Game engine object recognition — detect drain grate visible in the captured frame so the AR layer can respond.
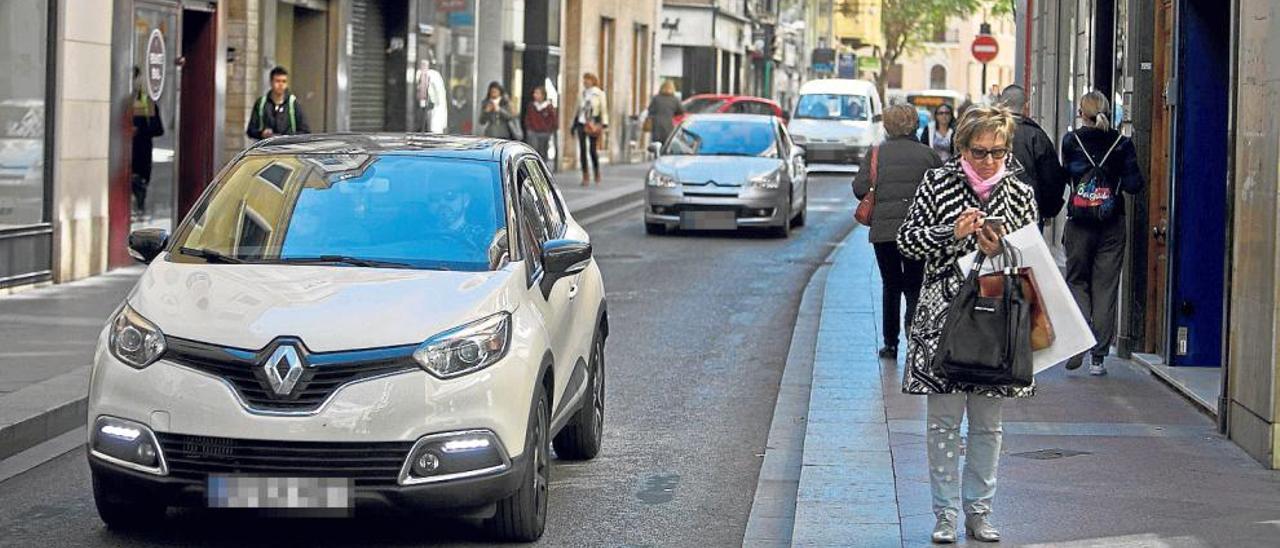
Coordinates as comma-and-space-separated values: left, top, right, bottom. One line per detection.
1011, 448, 1092, 460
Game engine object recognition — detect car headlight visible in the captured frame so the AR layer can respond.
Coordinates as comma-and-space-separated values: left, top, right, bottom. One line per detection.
413, 312, 512, 379
841, 135, 868, 146
108, 304, 167, 369
791, 134, 808, 144
647, 170, 678, 188
749, 173, 782, 190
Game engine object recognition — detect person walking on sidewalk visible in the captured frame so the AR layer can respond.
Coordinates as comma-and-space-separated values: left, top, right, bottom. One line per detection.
854, 104, 943, 360
645, 80, 683, 146
246, 66, 310, 140
999, 84, 1069, 222
130, 66, 163, 217
897, 105, 1039, 544
917, 104, 956, 161
523, 86, 557, 159
1060, 91, 1145, 376
572, 73, 609, 186
479, 81, 518, 140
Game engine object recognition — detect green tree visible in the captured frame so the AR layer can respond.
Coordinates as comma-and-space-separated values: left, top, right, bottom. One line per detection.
873, 0, 1013, 97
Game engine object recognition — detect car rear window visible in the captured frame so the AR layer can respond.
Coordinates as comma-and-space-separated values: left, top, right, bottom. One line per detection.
683, 98, 727, 113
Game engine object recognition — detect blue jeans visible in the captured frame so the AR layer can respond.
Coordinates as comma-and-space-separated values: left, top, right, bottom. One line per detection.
927, 392, 1004, 518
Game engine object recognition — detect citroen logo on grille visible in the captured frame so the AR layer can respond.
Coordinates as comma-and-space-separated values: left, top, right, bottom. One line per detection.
263, 345, 305, 396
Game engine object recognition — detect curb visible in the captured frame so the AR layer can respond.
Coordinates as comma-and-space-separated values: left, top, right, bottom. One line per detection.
0, 182, 645, 465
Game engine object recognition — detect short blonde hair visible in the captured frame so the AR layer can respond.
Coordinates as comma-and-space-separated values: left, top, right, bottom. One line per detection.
583, 72, 600, 87
660, 80, 677, 96
954, 105, 1016, 151
883, 104, 920, 138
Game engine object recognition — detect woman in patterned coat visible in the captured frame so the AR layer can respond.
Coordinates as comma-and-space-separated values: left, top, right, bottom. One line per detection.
895, 105, 1038, 544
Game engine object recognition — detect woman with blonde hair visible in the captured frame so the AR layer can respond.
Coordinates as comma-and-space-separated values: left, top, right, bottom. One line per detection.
646, 80, 684, 147
573, 72, 609, 185
896, 105, 1039, 544
1059, 90, 1144, 375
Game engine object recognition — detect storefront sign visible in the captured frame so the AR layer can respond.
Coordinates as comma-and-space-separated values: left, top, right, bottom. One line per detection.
811, 48, 835, 73
146, 29, 165, 102
437, 0, 468, 11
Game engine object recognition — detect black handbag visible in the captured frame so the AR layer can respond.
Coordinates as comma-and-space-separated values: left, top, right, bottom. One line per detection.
931, 243, 1035, 388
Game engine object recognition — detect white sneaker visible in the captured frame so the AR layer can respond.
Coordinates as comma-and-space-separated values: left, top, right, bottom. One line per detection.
1088, 355, 1108, 376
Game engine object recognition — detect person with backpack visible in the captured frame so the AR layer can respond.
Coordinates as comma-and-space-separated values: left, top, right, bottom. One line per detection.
246, 66, 310, 140
1060, 91, 1145, 375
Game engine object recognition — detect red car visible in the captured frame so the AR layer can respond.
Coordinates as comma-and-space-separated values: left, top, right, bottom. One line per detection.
673, 94, 785, 126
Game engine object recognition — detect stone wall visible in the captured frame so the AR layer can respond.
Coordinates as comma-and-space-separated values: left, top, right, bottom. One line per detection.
53, 0, 114, 282
223, 0, 262, 166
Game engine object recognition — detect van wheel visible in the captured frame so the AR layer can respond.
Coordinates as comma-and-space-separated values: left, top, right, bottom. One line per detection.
92, 472, 166, 530
553, 332, 605, 460
488, 382, 550, 542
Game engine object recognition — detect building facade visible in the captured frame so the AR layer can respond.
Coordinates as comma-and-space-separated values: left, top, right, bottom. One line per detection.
889, 12, 1016, 103
1018, 0, 1280, 468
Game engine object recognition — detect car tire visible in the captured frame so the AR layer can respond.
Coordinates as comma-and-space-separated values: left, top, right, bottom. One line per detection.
553, 330, 605, 460
92, 472, 166, 530
645, 222, 666, 235
488, 381, 551, 542
791, 201, 807, 228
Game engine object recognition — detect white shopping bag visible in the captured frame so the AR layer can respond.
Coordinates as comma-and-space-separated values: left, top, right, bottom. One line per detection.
958, 224, 1096, 374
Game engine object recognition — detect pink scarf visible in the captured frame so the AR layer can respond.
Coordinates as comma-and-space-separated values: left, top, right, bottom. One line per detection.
960, 157, 1006, 202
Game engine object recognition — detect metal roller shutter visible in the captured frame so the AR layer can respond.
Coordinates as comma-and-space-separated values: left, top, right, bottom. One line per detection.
349, 0, 386, 131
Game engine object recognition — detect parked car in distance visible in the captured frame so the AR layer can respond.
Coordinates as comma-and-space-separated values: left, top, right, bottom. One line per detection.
644, 113, 807, 238
787, 79, 884, 172
87, 134, 608, 542
673, 94, 786, 127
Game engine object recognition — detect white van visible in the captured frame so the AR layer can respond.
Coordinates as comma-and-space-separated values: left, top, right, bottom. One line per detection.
787, 79, 884, 172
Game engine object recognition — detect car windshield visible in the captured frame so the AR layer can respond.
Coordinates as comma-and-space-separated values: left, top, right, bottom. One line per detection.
793, 93, 871, 121
168, 154, 505, 271
683, 98, 727, 113
665, 119, 778, 158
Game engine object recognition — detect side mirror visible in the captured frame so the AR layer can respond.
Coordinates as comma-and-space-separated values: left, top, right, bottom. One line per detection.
792, 145, 806, 158
648, 142, 662, 157
540, 239, 592, 296
872, 113, 883, 123
128, 228, 169, 264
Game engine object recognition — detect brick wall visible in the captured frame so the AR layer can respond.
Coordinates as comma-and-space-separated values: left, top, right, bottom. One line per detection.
222, 0, 261, 166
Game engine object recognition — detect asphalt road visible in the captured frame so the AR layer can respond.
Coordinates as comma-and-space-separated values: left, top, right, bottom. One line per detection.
0, 174, 858, 548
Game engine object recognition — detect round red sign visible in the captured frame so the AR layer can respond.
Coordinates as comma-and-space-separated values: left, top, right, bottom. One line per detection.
971, 34, 999, 64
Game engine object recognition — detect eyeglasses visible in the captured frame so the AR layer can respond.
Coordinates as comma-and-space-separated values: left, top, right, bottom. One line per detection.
968, 147, 1009, 160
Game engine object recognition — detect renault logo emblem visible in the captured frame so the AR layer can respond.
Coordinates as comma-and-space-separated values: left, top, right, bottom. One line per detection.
263, 345, 304, 396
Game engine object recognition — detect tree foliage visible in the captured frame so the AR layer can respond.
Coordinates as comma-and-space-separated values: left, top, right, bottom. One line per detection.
875, 0, 1012, 95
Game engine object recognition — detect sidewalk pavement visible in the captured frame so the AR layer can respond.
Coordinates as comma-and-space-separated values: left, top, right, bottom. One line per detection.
0, 161, 650, 462
755, 228, 1280, 547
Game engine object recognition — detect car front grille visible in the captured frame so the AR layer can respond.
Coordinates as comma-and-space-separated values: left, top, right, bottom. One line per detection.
163, 336, 420, 413
156, 433, 412, 487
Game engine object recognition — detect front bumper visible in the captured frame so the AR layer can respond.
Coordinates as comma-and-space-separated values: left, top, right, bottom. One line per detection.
798, 142, 868, 168
644, 185, 789, 228
89, 448, 528, 515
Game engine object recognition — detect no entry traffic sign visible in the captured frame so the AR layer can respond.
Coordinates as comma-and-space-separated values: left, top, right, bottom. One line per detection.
971, 34, 999, 64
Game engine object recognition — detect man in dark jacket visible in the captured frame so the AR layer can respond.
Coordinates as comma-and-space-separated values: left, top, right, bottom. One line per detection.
999, 85, 1068, 220
246, 66, 310, 140
852, 104, 944, 360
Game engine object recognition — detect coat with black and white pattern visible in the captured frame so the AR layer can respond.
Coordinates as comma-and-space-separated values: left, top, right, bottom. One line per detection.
895, 158, 1040, 398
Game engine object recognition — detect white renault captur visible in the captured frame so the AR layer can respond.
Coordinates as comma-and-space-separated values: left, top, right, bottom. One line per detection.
87, 134, 607, 542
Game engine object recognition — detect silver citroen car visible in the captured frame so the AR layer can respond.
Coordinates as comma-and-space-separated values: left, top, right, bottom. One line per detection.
644, 113, 808, 237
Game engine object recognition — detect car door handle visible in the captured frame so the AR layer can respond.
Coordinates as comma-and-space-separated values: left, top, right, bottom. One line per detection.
567, 283, 579, 300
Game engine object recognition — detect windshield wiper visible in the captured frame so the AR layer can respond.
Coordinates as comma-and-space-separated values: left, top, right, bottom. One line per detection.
277, 255, 413, 268
179, 247, 245, 264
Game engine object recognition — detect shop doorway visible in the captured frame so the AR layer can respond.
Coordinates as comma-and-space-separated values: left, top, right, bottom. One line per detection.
130, 2, 180, 232
270, 0, 332, 131
1168, 0, 1230, 369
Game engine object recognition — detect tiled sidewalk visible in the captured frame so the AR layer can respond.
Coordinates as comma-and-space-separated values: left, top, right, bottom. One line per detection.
790, 228, 1280, 547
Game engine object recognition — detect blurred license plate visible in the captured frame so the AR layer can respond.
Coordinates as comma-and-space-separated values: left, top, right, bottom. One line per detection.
680, 211, 736, 230
208, 476, 352, 509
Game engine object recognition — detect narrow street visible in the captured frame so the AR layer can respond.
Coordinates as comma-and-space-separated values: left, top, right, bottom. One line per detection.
0, 175, 856, 547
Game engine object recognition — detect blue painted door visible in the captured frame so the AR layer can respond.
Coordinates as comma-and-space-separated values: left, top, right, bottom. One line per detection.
1169, 0, 1229, 367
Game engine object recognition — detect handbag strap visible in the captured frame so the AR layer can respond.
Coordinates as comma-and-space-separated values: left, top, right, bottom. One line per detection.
869, 146, 880, 190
